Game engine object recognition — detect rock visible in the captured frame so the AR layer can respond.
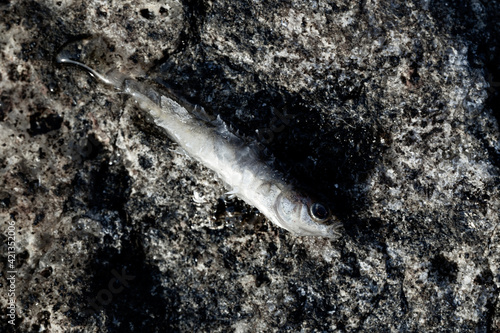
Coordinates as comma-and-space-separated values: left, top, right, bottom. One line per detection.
0, 0, 499, 332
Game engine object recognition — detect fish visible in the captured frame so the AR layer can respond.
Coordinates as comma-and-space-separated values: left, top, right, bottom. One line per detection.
56, 38, 341, 238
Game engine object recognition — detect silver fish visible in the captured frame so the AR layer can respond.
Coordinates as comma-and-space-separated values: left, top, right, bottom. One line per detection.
57, 40, 341, 238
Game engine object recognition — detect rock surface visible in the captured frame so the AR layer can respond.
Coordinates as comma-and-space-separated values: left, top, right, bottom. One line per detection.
1, 0, 499, 332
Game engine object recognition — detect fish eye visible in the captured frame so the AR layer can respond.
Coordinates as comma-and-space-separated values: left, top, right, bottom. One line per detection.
309, 202, 331, 223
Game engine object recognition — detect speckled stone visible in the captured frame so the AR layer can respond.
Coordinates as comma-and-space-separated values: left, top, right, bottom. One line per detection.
1, 0, 499, 332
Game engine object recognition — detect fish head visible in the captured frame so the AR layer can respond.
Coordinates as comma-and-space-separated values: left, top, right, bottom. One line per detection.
272, 190, 341, 239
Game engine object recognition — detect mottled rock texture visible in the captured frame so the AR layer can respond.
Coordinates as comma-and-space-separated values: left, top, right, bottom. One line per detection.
1, 0, 499, 332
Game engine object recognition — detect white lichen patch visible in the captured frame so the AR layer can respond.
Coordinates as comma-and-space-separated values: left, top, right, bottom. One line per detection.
367, 43, 499, 235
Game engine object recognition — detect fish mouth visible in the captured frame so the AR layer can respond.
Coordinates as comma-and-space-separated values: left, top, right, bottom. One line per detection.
294, 220, 342, 238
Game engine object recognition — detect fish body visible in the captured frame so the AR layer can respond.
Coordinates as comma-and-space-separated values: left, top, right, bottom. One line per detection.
57, 42, 341, 238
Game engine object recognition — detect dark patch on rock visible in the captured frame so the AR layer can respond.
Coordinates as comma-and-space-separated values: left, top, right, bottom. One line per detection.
430, 254, 458, 285
80, 133, 103, 161
139, 8, 154, 20
0, 192, 11, 209
138, 154, 153, 169
340, 250, 361, 278
0, 91, 12, 121
28, 111, 63, 136
16, 249, 30, 269
39, 266, 53, 278
81, 240, 180, 332
87, 161, 130, 213
33, 212, 45, 226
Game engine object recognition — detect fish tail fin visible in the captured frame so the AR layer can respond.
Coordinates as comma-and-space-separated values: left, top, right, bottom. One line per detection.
56, 36, 127, 89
